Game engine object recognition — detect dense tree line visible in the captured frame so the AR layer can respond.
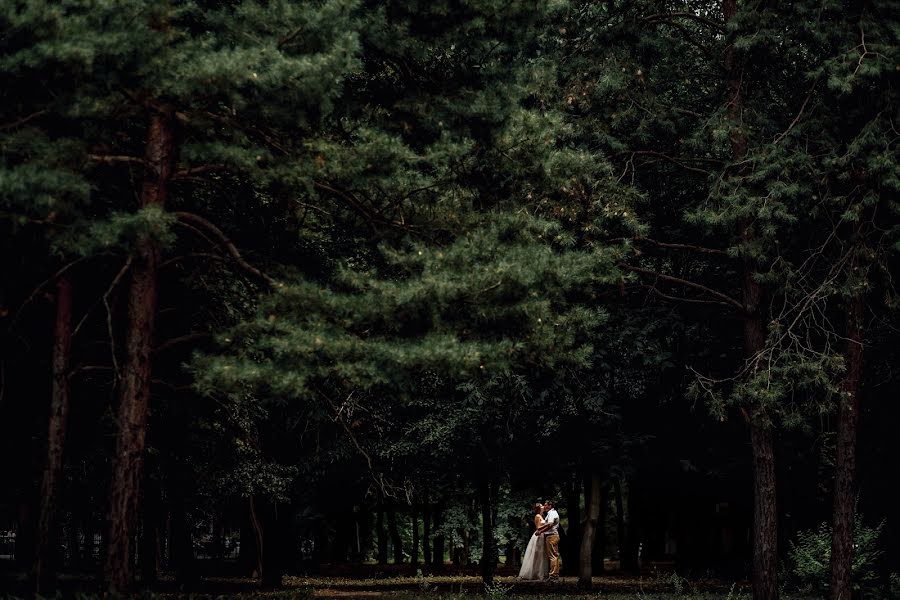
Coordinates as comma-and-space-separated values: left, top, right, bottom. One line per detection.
1, 1, 897, 599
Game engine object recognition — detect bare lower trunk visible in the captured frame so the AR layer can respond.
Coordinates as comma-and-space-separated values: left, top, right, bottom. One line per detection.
613, 477, 627, 569
248, 495, 264, 577
423, 503, 432, 566
104, 108, 176, 593
387, 507, 403, 564
411, 508, 420, 571
479, 481, 495, 586
376, 506, 388, 565
578, 472, 603, 589
432, 504, 445, 569
33, 275, 73, 594
830, 293, 864, 600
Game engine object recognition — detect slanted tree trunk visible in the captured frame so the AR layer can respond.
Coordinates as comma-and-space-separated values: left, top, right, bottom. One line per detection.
830, 292, 864, 600
578, 472, 603, 589
387, 507, 403, 564
479, 481, 495, 585
104, 107, 176, 593
33, 275, 73, 594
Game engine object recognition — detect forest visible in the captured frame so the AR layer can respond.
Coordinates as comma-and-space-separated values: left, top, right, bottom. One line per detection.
0, 0, 898, 599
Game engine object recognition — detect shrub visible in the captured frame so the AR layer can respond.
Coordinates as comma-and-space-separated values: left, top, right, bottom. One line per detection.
789, 512, 884, 595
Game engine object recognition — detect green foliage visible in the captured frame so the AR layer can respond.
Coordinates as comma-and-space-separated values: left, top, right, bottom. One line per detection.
789, 512, 885, 593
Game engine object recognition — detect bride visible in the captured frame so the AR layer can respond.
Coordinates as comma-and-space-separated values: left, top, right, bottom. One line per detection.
518, 503, 549, 580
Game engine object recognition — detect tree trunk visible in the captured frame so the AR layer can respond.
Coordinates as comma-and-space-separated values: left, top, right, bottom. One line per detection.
479, 481, 495, 585
411, 508, 420, 572
614, 478, 627, 567
830, 292, 864, 600
623, 481, 641, 573
104, 108, 176, 593
564, 474, 581, 576
33, 275, 73, 594
432, 504, 445, 569
376, 506, 388, 565
247, 496, 264, 577
387, 507, 403, 564
578, 472, 603, 589
423, 503, 432, 566
259, 501, 289, 589
722, 0, 779, 597
170, 496, 195, 586
139, 471, 162, 586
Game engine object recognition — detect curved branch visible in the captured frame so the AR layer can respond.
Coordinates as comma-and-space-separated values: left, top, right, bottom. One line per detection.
620, 263, 744, 312
174, 211, 277, 289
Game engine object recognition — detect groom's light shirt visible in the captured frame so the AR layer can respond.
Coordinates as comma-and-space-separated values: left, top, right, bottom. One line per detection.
544, 508, 560, 535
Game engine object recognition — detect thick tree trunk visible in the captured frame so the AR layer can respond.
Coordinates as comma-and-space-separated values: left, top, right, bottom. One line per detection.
423, 503, 432, 566
594, 478, 607, 572
479, 481, 495, 586
104, 108, 176, 593
722, 0, 779, 597
578, 472, 603, 589
411, 508, 420, 571
830, 293, 864, 600
376, 507, 388, 565
33, 275, 73, 594
259, 501, 289, 588
387, 507, 403, 564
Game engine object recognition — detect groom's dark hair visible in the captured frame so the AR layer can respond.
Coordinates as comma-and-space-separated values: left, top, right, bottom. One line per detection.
543, 499, 554, 507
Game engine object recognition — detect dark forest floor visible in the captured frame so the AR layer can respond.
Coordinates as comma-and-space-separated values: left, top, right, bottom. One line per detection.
0, 560, 774, 599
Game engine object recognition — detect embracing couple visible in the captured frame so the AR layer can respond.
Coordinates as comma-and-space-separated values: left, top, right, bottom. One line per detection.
517, 499, 561, 582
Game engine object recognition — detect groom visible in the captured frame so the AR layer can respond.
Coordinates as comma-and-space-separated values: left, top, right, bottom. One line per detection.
534, 499, 561, 581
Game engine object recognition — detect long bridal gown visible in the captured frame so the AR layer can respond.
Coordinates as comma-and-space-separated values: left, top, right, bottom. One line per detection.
518, 514, 549, 580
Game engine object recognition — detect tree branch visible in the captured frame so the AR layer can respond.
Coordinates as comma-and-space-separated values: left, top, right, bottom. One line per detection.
87, 154, 151, 169
174, 212, 277, 289
1, 110, 47, 131
633, 237, 730, 256
642, 12, 725, 32
621, 263, 744, 311
154, 332, 209, 354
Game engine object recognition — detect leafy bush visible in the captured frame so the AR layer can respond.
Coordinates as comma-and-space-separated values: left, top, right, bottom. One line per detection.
789, 512, 884, 594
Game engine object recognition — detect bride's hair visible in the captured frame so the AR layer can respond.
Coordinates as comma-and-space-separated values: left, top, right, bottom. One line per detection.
533, 502, 543, 513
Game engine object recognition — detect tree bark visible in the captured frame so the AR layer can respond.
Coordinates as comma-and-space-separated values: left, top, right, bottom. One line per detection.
722, 0, 779, 597
432, 504, 445, 569
103, 108, 176, 593
246, 495, 264, 577
578, 472, 603, 589
387, 506, 403, 564
614, 478, 627, 568
33, 275, 73, 594
376, 506, 388, 565
830, 292, 864, 600
423, 503, 432, 566
411, 507, 420, 572
564, 474, 581, 576
139, 471, 162, 587
479, 481, 495, 585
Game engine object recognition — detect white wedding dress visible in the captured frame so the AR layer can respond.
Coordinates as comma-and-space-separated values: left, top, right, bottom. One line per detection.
518, 515, 549, 580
